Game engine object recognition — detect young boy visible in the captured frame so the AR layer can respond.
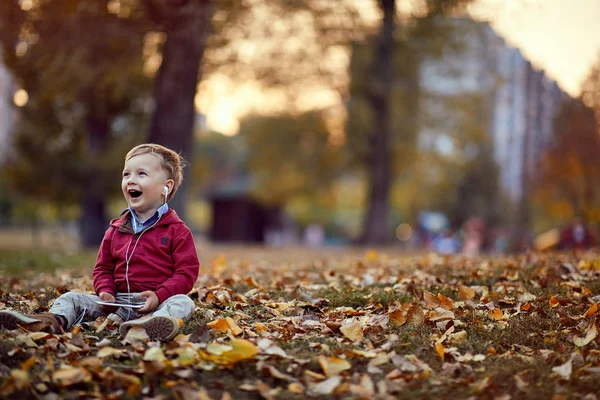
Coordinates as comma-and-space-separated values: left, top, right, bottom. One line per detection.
0, 144, 200, 341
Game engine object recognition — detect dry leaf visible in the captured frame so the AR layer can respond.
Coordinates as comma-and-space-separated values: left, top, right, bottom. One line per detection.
488, 308, 503, 321
424, 291, 440, 309
319, 356, 351, 377
583, 303, 598, 318
340, 322, 363, 342
52, 366, 92, 387
438, 294, 454, 310
573, 323, 598, 347
552, 359, 572, 379
97, 346, 126, 359
199, 339, 259, 367
143, 347, 166, 361
435, 342, 445, 362
207, 319, 230, 333
310, 376, 342, 396
458, 285, 475, 301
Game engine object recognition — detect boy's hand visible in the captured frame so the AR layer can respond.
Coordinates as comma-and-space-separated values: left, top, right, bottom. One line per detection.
98, 292, 118, 312
138, 291, 159, 314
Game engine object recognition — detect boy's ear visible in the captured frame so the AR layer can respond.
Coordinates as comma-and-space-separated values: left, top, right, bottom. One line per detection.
165, 179, 174, 195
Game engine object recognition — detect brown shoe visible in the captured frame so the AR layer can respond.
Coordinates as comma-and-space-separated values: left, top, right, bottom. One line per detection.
0, 310, 62, 333
119, 315, 179, 341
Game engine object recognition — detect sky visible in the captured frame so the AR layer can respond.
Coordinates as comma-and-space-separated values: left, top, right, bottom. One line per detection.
470, 0, 600, 97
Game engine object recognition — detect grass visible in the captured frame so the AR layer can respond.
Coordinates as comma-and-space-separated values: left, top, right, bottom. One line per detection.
0, 249, 97, 276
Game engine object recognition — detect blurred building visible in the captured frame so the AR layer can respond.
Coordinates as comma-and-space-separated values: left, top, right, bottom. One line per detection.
417, 18, 568, 204
0, 47, 15, 162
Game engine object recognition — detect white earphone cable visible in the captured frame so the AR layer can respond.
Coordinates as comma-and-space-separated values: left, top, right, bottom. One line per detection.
124, 216, 161, 320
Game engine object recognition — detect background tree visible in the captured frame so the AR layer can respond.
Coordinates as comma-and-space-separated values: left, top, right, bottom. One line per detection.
347, 0, 477, 243
533, 97, 600, 225
142, 0, 214, 218
0, 0, 151, 246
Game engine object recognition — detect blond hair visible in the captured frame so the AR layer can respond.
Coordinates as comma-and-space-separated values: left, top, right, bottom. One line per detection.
125, 143, 185, 201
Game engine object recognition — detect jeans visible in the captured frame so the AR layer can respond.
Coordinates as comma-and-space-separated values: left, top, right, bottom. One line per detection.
49, 291, 196, 329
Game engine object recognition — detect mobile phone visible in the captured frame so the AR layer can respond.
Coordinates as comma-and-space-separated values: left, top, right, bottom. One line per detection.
95, 301, 144, 309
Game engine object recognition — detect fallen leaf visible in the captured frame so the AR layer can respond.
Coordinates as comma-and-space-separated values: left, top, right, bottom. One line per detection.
438, 293, 454, 310
552, 359, 572, 379
488, 308, 503, 321
52, 366, 91, 387
340, 322, 363, 342
199, 339, 259, 367
458, 285, 475, 301
435, 342, 445, 362
573, 323, 598, 347
318, 356, 351, 377
310, 375, 342, 396
97, 346, 126, 359
143, 347, 166, 361
207, 319, 230, 333
424, 291, 440, 309
583, 303, 598, 318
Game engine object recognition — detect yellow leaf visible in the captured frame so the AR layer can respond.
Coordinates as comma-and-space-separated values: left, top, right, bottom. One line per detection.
365, 249, 378, 261
458, 285, 475, 301
583, 303, 598, 318
143, 347, 166, 362
255, 322, 270, 334
207, 319, 230, 333
435, 342, 445, 361
20, 357, 36, 372
488, 308, 503, 321
318, 356, 351, 377
225, 317, 242, 336
340, 322, 363, 342
199, 339, 259, 367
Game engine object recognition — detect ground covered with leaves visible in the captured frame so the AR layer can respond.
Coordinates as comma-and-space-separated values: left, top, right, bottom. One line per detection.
1, 247, 600, 399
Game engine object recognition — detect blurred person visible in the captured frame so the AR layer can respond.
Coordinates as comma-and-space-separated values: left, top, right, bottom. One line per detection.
433, 229, 461, 255
0, 144, 199, 341
559, 218, 596, 250
462, 217, 486, 257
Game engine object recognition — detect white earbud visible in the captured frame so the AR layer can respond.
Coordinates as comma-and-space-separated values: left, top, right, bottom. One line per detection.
163, 186, 169, 196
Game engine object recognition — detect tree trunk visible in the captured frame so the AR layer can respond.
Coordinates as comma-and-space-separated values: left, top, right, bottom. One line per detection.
80, 115, 109, 248
360, 0, 396, 244
147, 1, 212, 220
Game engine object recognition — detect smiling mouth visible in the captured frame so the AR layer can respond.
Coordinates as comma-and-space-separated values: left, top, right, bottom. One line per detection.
128, 189, 142, 198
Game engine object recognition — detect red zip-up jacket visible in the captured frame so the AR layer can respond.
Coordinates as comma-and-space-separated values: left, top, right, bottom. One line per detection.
92, 209, 199, 304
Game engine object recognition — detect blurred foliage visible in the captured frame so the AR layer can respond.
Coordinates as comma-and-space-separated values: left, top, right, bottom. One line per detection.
533, 96, 600, 226
240, 110, 342, 206
348, 11, 500, 234
532, 53, 600, 229
0, 0, 150, 209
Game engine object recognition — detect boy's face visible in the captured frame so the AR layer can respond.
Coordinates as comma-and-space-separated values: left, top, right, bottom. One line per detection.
122, 153, 173, 221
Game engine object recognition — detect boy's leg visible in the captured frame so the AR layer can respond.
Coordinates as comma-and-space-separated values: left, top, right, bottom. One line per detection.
152, 294, 196, 321
119, 295, 195, 341
50, 291, 110, 329
0, 291, 108, 333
